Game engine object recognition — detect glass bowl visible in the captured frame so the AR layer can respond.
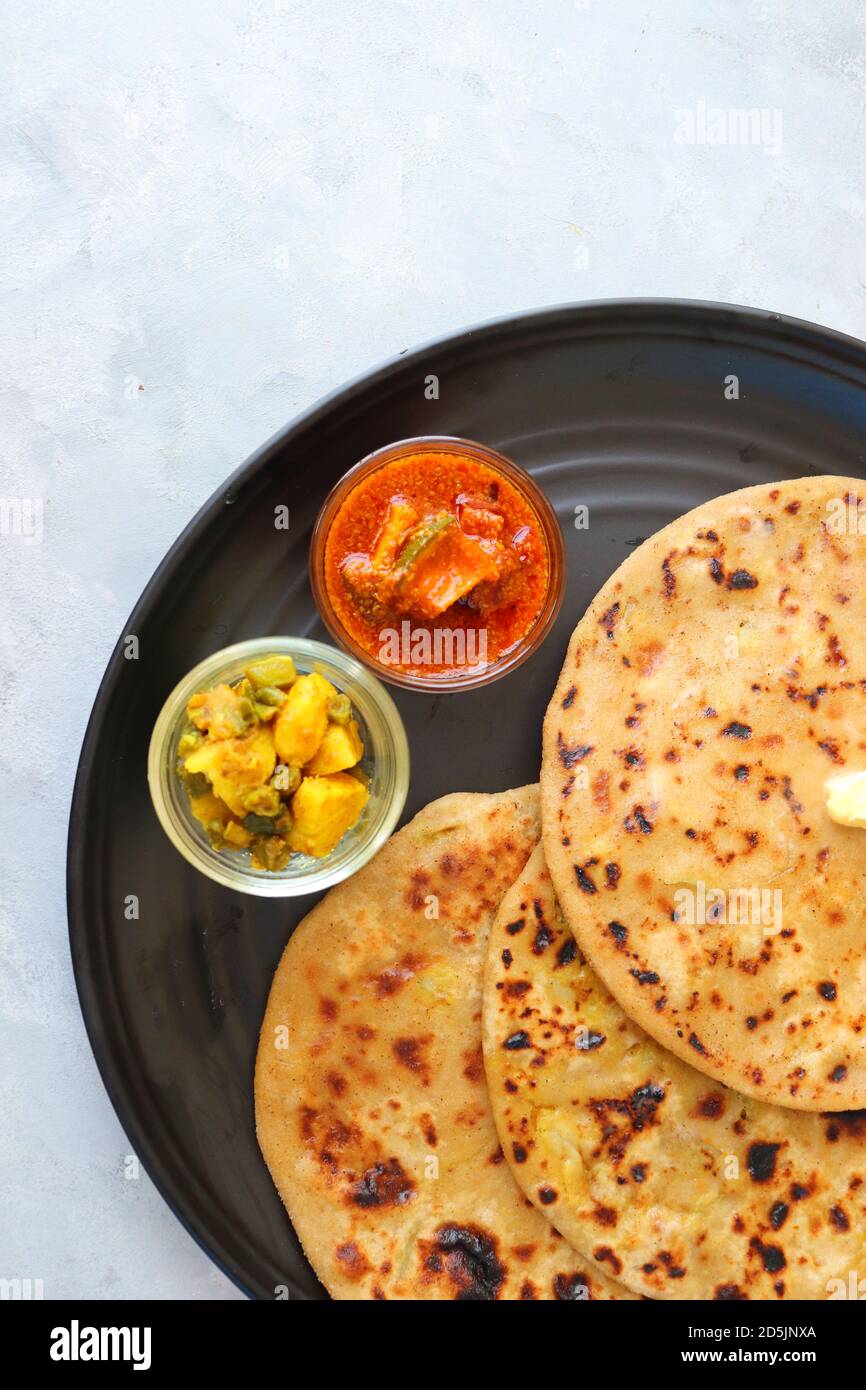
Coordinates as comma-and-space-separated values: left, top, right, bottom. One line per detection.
309, 436, 566, 692
147, 637, 409, 897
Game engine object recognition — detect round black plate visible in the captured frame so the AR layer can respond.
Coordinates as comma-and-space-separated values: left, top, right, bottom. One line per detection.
68, 300, 866, 1299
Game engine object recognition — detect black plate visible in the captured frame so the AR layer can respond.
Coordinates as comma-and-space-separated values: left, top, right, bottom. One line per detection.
68, 300, 866, 1300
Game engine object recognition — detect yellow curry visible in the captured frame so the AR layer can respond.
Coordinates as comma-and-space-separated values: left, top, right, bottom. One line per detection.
177, 654, 368, 869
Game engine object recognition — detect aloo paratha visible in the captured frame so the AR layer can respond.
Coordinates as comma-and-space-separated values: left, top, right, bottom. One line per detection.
484, 846, 866, 1300
256, 787, 630, 1300
542, 476, 866, 1110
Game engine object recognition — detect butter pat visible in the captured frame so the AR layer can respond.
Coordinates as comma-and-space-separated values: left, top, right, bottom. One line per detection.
826, 772, 866, 829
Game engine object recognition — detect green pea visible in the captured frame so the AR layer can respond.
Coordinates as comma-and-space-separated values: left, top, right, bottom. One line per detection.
243, 785, 281, 817
254, 686, 288, 707
182, 771, 211, 797
244, 655, 297, 690
251, 834, 291, 872
327, 693, 352, 725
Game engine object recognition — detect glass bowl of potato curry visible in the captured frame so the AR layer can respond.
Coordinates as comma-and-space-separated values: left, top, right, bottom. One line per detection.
148, 638, 409, 895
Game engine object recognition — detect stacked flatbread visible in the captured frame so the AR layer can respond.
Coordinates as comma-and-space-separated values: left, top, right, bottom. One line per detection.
257, 475, 866, 1300
256, 787, 630, 1299
492, 475, 866, 1300
483, 845, 866, 1300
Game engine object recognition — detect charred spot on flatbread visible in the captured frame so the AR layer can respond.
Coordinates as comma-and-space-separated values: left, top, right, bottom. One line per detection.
421, 1224, 506, 1301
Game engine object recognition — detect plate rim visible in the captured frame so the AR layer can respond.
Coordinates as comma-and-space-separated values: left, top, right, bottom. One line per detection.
66, 296, 866, 1299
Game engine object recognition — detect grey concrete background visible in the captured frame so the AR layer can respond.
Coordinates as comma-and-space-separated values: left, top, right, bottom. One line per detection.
1, 0, 863, 1300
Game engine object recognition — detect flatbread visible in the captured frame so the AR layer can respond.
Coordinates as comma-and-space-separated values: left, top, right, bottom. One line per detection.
541, 476, 866, 1111
484, 845, 866, 1300
255, 787, 630, 1300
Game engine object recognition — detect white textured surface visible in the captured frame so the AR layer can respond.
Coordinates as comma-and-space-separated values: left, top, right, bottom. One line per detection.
1, 0, 864, 1300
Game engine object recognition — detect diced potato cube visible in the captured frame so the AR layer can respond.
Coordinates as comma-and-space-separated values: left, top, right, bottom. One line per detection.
273, 672, 336, 766
187, 683, 255, 739
185, 725, 277, 817
304, 719, 364, 775
189, 791, 232, 831
223, 819, 253, 848
184, 741, 225, 787
244, 654, 298, 690
288, 772, 368, 858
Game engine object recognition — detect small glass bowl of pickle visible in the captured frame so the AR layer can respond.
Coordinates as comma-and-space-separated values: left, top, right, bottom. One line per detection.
147, 637, 410, 896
